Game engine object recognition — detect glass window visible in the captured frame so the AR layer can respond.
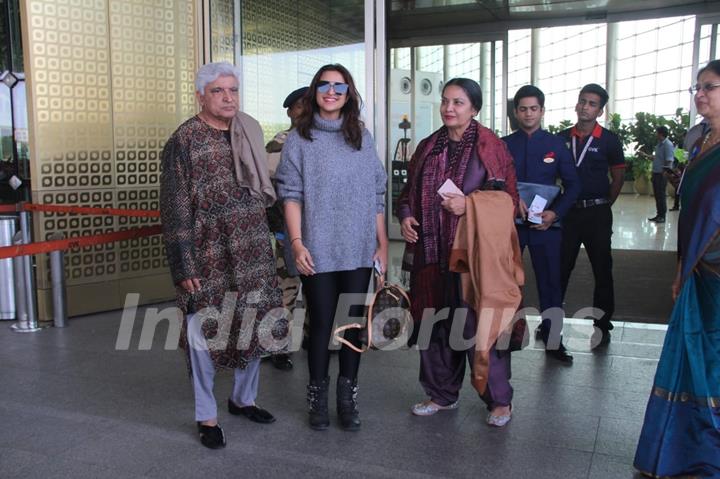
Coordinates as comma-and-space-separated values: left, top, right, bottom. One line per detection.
614, 16, 695, 122
391, 48, 411, 70
535, 23, 607, 127
417, 46, 444, 73
507, 29, 531, 96
0, 84, 11, 162
237, 0, 366, 144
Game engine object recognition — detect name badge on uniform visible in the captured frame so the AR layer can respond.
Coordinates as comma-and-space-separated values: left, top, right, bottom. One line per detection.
543, 151, 555, 163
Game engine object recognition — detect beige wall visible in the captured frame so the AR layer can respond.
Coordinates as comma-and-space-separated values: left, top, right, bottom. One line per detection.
20, 0, 199, 319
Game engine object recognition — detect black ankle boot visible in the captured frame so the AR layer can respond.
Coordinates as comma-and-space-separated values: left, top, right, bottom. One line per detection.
307, 377, 330, 430
337, 376, 361, 431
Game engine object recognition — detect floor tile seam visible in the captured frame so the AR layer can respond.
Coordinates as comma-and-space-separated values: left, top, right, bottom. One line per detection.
508, 376, 653, 394
595, 413, 646, 423
586, 452, 595, 479
483, 415, 602, 454
589, 451, 636, 466
475, 435, 599, 456
559, 353, 660, 361
525, 342, 663, 351
590, 410, 602, 463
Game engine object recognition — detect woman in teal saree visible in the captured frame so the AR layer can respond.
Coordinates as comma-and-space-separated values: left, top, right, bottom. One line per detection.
634, 60, 720, 478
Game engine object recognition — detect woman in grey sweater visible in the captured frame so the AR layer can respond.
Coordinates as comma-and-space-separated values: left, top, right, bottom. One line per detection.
276, 64, 388, 431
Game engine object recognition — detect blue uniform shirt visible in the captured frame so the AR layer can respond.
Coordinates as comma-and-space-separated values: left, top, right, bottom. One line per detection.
652, 137, 674, 173
502, 128, 580, 220
558, 123, 625, 201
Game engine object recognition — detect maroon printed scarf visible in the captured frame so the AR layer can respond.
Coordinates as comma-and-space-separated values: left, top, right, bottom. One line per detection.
419, 120, 479, 267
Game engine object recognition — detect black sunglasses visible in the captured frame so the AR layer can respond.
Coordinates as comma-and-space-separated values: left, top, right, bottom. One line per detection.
316, 81, 349, 95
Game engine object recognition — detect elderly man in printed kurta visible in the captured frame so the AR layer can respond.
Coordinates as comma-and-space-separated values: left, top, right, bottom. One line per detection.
160, 62, 284, 449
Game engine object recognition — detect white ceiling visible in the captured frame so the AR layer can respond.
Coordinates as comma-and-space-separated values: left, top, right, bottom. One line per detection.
388, 0, 720, 43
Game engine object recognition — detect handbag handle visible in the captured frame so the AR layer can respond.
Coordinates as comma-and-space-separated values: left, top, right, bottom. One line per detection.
332, 269, 381, 353
332, 271, 412, 353
332, 323, 368, 353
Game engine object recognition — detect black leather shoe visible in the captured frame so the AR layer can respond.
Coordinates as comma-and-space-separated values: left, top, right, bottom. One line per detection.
545, 343, 574, 364
228, 400, 276, 424
534, 324, 543, 341
591, 329, 611, 349
271, 354, 293, 371
197, 423, 226, 449
654, 217, 666, 223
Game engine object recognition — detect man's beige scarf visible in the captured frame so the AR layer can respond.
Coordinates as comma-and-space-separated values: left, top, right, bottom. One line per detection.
230, 111, 276, 207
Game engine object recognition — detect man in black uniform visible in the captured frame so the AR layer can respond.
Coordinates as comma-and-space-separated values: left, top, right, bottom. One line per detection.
558, 84, 625, 348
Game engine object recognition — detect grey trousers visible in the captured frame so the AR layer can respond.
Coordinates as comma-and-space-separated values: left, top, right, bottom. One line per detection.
187, 314, 260, 422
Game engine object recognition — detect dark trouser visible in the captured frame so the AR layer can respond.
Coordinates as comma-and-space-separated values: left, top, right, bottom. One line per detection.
419, 306, 512, 410
301, 268, 371, 382
560, 204, 615, 332
651, 172, 667, 218
518, 228, 564, 349
671, 185, 680, 210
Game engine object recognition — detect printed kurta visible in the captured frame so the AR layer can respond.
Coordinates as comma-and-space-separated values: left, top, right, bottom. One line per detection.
160, 115, 283, 371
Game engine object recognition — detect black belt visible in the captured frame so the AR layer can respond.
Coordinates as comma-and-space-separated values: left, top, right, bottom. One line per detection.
574, 198, 610, 209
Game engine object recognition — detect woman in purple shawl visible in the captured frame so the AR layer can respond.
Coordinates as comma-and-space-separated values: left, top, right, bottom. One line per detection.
395, 78, 519, 427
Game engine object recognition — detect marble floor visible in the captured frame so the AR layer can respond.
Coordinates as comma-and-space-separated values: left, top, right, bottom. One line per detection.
0, 306, 663, 479
0, 192, 677, 478
612, 193, 679, 252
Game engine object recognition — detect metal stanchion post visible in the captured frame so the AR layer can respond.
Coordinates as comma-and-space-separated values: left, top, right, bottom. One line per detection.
11, 232, 28, 328
0, 216, 17, 320
49, 232, 67, 328
12, 210, 43, 333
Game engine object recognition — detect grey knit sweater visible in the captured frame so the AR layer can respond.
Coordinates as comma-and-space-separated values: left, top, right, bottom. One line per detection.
275, 114, 387, 274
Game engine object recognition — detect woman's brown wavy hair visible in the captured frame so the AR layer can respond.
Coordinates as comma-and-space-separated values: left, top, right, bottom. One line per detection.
296, 63, 364, 150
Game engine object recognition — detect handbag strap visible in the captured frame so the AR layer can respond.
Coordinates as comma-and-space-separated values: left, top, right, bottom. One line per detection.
332, 271, 382, 353
331, 272, 412, 353
332, 323, 368, 353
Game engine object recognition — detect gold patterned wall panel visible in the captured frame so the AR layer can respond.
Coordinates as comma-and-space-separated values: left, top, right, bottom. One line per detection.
210, 0, 235, 63
22, 0, 198, 319
109, 0, 196, 283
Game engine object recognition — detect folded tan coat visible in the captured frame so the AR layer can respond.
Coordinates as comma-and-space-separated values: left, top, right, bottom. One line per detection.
230, 110, 277, 207
449, 190, 524, 395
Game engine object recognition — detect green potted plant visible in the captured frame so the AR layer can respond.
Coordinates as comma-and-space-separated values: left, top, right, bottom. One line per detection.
608, 113, 635, 193
625, 110, 689, 195
631, 154, 652, 194
546, 120, 573, 135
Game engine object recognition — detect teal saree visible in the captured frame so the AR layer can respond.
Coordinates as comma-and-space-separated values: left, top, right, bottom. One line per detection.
634, 140, 720, 478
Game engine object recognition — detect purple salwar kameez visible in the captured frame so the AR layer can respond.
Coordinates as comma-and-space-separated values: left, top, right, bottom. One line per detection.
399, 138, 514, 410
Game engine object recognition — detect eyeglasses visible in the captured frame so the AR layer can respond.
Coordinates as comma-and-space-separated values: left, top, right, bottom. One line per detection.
317, 81, 349, 95
688, 82, 720, 94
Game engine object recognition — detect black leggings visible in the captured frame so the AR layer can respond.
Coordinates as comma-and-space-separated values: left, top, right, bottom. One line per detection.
301, 268, 372, 382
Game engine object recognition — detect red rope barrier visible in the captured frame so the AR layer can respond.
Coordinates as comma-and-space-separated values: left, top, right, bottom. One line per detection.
0, 225, 163, 259
22, 203, 160, 218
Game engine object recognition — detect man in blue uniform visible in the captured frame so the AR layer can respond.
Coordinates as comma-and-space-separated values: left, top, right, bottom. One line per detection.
503, 86, 580, 363
558, 84, 625, 348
